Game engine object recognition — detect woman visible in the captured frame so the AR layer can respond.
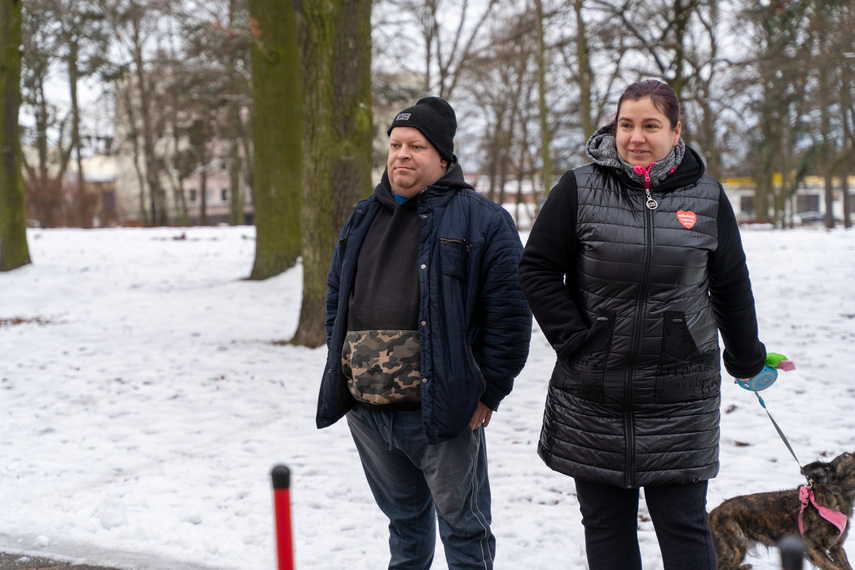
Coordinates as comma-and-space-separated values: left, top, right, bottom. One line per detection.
518, 79, 768, 569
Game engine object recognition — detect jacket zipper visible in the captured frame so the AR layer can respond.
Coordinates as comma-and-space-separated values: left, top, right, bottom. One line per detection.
440, 237, 471, 252
634, 163, 658, 210
623, 192, 656, 488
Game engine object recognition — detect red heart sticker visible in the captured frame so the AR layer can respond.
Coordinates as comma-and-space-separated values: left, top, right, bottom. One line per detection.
677, 210, 696, 229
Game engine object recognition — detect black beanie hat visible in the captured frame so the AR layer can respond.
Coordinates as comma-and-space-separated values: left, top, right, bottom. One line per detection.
387, 96, 457, 163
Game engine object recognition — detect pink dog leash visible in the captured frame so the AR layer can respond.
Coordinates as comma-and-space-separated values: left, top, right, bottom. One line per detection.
798, 484, 848, 536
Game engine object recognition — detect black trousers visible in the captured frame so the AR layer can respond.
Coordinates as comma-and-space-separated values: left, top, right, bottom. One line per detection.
574, 478, 717, 570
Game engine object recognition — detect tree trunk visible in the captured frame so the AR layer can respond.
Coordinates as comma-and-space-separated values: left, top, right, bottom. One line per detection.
167, 124, 189, 227
291, 0, 373, 347
754, 90, 781, 222
535, 0, 552, 196
118, 80, 150, 226
573, 0, 594, 141
817, 25, 835, 230
248, 0, 302, 280
228, 100, 244, 225
69, 39, 91, 228
199, 165, 208, 226
132, 44, 167, 226
228, 0, 245, 227
0, 0, 31, 271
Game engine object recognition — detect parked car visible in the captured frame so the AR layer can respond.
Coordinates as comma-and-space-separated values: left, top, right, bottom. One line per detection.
796, 211, 826, 224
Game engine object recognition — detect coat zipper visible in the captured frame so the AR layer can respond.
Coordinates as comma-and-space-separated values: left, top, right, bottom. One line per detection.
623, 191, 656, 488
634, 163, 659, 210
439, 237, 471, 252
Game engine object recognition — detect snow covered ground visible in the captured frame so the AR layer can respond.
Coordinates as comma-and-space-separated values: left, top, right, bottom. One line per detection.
1, 225, 854, 570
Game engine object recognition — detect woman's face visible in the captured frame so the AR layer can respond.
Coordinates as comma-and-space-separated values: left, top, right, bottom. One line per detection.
616, 97, 681, 167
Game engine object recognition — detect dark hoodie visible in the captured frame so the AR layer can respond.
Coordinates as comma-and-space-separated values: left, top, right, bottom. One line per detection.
343, 173, 425, 409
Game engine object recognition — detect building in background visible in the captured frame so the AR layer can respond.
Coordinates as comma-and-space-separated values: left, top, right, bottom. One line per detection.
723, 175, 854, 226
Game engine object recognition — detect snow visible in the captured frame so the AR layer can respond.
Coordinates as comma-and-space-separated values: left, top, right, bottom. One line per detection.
1, 225, 854, 570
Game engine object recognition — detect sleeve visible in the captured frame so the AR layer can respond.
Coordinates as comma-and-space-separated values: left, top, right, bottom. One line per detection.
324, 218, 351, 346
517, 170, 590, 361
708, 187, 767, 378
475, 206, 533, 410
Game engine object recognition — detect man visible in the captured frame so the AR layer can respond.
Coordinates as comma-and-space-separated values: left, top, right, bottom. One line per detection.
316, 96, 531, 570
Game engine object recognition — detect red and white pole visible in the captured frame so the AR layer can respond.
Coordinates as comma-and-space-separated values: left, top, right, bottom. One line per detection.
272, 465, 294, 570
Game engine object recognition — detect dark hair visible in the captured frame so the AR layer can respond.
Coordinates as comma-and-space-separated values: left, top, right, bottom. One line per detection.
606, 79, 681, 133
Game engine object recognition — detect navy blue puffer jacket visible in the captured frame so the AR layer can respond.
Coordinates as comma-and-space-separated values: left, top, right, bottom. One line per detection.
317, 164, 532, 444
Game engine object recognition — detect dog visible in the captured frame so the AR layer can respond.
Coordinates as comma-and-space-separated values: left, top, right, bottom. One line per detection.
708, 451, 855, 570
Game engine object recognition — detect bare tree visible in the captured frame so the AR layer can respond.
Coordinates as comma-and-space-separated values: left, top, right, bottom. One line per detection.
102, 0, 175, 226
466, 11, 534, 206
737, 0, 811, 222
807, 0, 854, 229
534, 0, 552, 195
0, 0, 31, 271
572, 0, 596, 141
20, 0, 71, 228
547, 1, 627, 167
49, 0, 109, 228
187, 0, 253, 227
376, 0, 498, 99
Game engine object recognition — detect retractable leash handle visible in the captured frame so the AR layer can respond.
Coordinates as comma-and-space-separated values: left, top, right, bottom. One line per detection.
735, 352, 795, 392
736, 364, 779, 391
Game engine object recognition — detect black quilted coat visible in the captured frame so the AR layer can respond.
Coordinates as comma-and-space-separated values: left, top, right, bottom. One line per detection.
518, 147, 766, 488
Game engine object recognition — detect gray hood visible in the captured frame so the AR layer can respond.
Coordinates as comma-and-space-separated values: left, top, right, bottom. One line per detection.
585, 125, 686, 188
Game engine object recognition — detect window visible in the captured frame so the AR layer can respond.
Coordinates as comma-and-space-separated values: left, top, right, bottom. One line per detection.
221, 188, 228, 201
796, 194, 820, 213
189, 189, 197, 202
102, 191, 115, 213
739, 195, 754, 217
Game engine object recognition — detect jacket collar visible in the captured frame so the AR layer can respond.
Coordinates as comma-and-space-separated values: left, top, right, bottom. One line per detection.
597, 144, 706, 192
376, 162, 474, 210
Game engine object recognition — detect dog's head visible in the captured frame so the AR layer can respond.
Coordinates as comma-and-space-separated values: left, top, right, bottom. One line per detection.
802, 451, 855, 499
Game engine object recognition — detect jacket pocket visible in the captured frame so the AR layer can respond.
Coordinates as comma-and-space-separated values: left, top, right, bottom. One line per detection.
657, 311, 718, 370
573, 309, 615, 368
439, 237, 470, 279
552, 309, 615, 403
655, 311, 719, 402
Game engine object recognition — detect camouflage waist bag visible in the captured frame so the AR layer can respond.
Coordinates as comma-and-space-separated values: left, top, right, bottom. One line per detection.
343, 329, 421, 406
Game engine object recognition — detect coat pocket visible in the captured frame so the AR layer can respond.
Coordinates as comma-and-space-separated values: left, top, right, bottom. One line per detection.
439, 237, 471, 279
574, 309, 615, 368
657, 311, 718, 371
552, 309, 615, 403
655, 311, 720, 403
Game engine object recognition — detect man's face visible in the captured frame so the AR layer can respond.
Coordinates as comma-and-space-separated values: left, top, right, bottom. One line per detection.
387, 127, 448, 198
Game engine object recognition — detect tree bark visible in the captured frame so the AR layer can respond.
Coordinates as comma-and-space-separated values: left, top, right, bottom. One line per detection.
248, 0, 302, 280
0, 0, 31, 271
68, 39, 91, 228
535, 0, 552, 198
228, 100, 244, 225
228, 0, 246, 227
290, 0, 373, 347
573, 0, 594, 141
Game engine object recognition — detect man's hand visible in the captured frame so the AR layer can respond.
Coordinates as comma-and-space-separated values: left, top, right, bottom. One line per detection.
469, 401, 493, 430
